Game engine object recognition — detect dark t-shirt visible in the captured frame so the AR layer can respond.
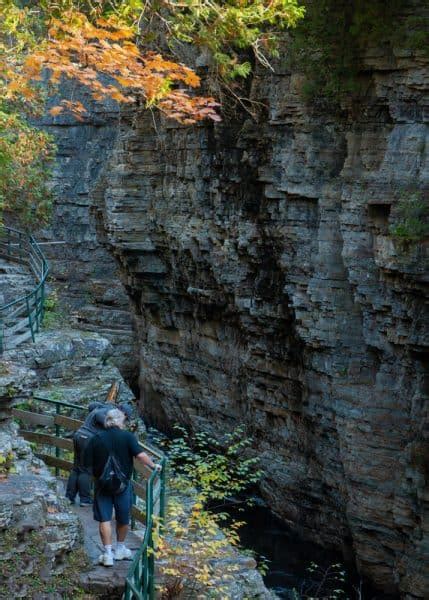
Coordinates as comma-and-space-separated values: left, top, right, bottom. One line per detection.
85, 428, 144, 480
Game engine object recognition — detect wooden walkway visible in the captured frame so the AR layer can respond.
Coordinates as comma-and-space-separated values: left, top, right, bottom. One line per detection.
71, 503, 145, 597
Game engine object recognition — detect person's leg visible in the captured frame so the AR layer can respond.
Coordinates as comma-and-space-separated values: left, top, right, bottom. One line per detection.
65, 467, 78, 502
113, 484, 133, 560
99, 521, 113, 546
75, 434, 93, 505
116, 522, 128, 543
93, 488, 114, 566
77, 468, 92, 505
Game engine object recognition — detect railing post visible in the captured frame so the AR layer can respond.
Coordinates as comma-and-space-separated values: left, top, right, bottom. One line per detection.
34, 287, 40, 333
0, 228, 48, 350
148, 527, 155, 600
0, 312, 3, 354
159, 459, 167, 531
55, 403, 61, 477
146, 478, 155, 600
131, 468, 137, 530
26, 296, 35, 342
41, 277, 45, 323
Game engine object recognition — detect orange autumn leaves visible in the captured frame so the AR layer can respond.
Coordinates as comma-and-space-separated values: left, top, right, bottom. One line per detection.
18, 11, 220, 124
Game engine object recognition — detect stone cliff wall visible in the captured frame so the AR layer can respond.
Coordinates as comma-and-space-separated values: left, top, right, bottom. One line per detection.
36, 96, 139, 381
0, 326, 137, 597
42, 16, 428, 599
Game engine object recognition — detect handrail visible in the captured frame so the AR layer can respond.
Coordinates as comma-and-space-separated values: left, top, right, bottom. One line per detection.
0, 226, 49, 352
12, 396, 166, 600
33, 394, 84, 411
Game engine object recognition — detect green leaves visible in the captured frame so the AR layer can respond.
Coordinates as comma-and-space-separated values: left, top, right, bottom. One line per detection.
135, 0, 305, 80
164, 424, 262, 504
0, 110, 54, 225
389, 193, 429, 244
287, 0, 429, 106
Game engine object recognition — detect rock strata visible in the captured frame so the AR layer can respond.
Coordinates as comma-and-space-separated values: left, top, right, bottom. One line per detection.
35, 97, 138, 380
96, 52, 427, 600
3, 329, 134, 406
37, 7, 429, 598
0, 423, 82, 599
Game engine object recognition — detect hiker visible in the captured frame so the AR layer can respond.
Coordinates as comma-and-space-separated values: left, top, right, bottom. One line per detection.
84, 408, 160, 566
66, 402, 134, 506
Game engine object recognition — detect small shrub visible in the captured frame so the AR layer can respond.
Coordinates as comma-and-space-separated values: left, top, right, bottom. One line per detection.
164, 424, 262, 504
155, 425, 263, 598
293, 562, 348, 599
389, 193, 429, 244
0, 449, 15, 479
42, 289, 62, 329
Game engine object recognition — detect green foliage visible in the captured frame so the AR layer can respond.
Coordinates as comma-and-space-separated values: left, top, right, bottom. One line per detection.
293, 562, 348, 599
0, 1, 55, 226
0, 449, 15, 477
389, 193, 429, 244
155, 425, 263, 598
0, 111, 54, 224
288, 0, 429, 106
42, 289, 63, 329
164, 424, 261, 503
107, 0, 305, 80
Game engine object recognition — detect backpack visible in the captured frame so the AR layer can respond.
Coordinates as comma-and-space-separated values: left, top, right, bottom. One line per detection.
96, 432, 128, 495
74, 428, 94, 468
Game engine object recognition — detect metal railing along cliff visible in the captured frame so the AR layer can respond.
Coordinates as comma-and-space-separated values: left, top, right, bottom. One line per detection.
12, 396, 166, 600
0, 225, 49, 352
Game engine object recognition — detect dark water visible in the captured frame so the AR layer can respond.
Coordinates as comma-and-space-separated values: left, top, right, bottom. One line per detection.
145, 428, 398, 600
225, 500, 399, 600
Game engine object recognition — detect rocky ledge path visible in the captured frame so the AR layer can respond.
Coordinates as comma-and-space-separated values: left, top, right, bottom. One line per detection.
0, 328, 138, 598
0, 257, 36, 306
72, 502, 144, 597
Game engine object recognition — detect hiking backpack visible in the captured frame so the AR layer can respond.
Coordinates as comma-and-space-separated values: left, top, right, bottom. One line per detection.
96, 433, 128, 495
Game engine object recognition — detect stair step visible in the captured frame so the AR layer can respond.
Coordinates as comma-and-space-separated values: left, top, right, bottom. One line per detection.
0, 232, 46, 352
0, 262, 37, 305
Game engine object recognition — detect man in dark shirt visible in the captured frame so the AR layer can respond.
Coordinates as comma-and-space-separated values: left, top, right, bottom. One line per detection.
65, 402, 134, 506
85, 408, 159, 566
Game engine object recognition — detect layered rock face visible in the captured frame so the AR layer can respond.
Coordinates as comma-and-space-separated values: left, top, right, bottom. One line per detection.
42, 15, 428, 600
36, 97, 138, 380
0, 421, 82, 599
0, 325, 136, 597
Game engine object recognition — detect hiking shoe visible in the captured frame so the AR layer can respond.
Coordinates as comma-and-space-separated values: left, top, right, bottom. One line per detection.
98, 553, 114, 567
114, 546, 133, 560
79, 501, 93, 507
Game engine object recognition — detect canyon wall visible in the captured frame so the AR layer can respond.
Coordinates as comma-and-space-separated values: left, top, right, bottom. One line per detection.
36, 95, 139, 380
42, 14, 428, 599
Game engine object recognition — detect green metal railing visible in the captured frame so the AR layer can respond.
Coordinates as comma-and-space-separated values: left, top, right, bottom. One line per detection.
125, 462, 166, 600
13, 395, 166, 600
0, 226, 49, 353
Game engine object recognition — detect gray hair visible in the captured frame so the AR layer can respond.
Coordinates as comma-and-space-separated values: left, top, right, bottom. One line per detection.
105, 408, 126, 429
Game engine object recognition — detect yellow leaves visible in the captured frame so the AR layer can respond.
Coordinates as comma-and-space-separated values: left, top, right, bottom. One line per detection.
6, 80, 23, 93
156, 487, 245, 597
109, 89, 131, 103
163, 567, 181, 576
122, 41, 140, 56
1, 6, 220, 136
95, 15, 135, 40
49, 105, 63, 116
24, 54, 44, 71
195, 564, 211, 584
21, 86, 36, 100
49, 100, 87, 120
115, 76, 136, 88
